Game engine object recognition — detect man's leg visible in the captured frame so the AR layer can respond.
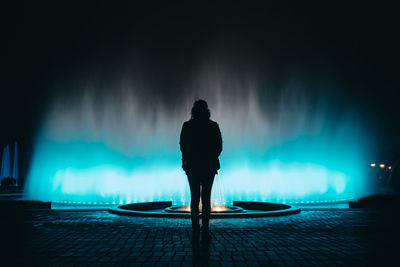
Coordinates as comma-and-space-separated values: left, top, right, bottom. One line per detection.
201, 173, 215, 233
187, 174, 201, 237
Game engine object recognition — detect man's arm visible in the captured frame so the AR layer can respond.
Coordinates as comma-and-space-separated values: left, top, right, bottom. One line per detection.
180, 123, 187, 152
179, 122, 187, 170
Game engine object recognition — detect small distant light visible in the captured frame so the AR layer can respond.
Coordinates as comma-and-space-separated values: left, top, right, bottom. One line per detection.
388, 166, 392, 170
379, 164, 385, 168
370, 163, 376, 167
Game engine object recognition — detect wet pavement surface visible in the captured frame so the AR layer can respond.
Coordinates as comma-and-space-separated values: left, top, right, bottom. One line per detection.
2, 208, 399, 266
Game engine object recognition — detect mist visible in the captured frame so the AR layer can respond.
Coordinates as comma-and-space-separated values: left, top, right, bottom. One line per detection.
25, 48, 376, 205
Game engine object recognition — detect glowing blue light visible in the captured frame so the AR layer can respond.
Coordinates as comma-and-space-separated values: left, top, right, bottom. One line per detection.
25, 81, 375, 205
27, 137, 362, 204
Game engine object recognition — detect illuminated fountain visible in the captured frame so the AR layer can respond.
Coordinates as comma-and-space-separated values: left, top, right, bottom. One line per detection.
13, 142, 19, 185
1, 144, 11, 181
1, 143, 19, 187
25, 61, 375, 210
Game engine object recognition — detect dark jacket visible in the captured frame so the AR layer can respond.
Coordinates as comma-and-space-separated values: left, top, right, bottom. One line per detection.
180, 119, 223, 175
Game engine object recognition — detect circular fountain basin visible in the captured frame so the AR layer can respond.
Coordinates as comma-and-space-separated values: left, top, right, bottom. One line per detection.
165, 205, 244, 213
108, 201, 300, 218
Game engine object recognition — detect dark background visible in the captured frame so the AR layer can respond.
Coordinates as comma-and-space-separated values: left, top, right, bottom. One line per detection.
1, 2, 399, 183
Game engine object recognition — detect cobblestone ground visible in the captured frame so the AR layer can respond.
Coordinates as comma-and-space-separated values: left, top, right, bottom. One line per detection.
2, 208, 399, 266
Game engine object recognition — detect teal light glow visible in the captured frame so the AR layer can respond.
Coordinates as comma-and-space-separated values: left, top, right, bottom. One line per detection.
25, 68, 374, 205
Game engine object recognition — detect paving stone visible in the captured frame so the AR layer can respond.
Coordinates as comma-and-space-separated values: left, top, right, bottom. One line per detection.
3, 208, 400, 266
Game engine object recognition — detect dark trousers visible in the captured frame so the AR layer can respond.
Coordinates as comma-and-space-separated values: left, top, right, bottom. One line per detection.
187, 172, 215, 232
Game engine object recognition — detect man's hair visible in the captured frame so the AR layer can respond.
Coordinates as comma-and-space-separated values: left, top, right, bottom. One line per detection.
191, 99, 210, 120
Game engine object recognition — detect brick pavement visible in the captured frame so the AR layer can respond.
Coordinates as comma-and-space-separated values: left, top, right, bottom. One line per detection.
2, 208, 399, 266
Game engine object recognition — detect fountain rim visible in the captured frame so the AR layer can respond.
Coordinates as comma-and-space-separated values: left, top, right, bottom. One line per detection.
108, 201, 301, 218
165, 205, 245, 213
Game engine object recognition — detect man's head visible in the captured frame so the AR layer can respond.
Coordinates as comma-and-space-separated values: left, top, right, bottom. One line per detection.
191, 99, 210, 120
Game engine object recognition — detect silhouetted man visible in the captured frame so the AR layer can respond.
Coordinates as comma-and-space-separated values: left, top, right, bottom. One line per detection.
180, 99, 223, 242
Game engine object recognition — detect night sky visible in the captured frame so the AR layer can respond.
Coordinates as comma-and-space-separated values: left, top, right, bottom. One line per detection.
1, 2, 399, 180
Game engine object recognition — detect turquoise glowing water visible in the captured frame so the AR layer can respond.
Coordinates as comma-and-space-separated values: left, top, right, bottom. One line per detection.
1, 144, 11, 179
26, 111, 370, 205
25, 69, 374, 205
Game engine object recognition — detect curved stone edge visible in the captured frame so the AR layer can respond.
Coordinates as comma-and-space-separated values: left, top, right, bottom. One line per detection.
108, 201, 301, 218
164, 205, 244, 214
